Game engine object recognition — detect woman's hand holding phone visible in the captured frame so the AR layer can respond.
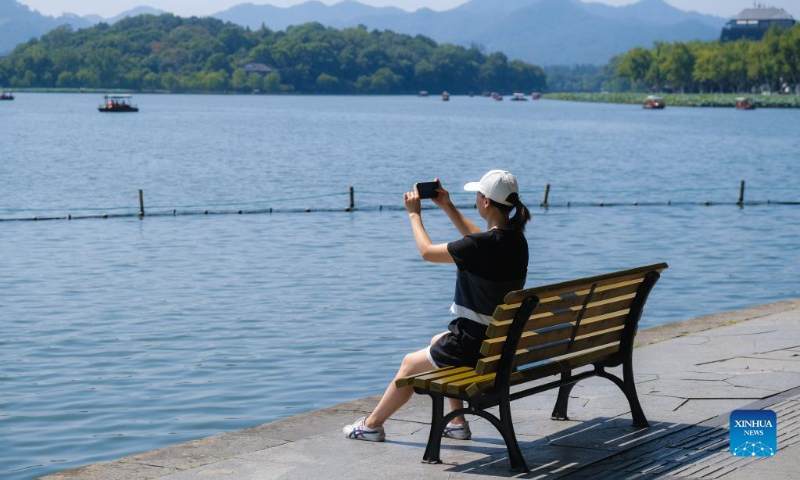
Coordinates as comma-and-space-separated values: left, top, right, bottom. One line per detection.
404, 188, 422, 215
431, 178, 452, 210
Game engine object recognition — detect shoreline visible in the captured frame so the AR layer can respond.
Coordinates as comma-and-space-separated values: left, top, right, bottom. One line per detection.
44, 297, 800, 479
8, 89, 800, 109
546, 92, 800, 108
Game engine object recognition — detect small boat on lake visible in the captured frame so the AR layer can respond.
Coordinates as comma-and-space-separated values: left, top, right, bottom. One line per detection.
491, 92, 503, 101
98, 94, 138, 113
532, 92, 541, 100
735, 97, 756, 110
418, 91, 428, 97
442, 91, 450, 101
643, 95, 665, 110
0, 89, 14, 101
510, 93, 528, 101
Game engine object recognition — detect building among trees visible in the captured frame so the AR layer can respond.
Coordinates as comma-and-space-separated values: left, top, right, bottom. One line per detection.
721, 6, 795, 42
242, 63, 277, 74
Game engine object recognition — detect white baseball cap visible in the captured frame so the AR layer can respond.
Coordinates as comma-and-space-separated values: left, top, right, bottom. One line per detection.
464, 170, 519, 206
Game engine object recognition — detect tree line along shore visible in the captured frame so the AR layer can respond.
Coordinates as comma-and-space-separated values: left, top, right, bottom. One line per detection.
545, 92, 800, 108
615, 25, 800, 95
547, 24, 800, 100
1, 13, 798, 102
0, 14, 546, 95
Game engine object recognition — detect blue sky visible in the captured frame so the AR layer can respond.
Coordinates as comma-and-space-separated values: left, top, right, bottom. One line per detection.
21, 0, 800, 19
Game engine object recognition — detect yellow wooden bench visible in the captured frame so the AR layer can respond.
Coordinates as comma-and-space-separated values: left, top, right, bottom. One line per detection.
396, 263, 668, 472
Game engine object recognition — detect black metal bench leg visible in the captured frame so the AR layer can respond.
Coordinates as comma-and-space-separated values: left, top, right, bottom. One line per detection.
622, 360, 649, 428
422, 393, 445, 464
499, 398, 529, 472
551, 372, 574, 421
598, 363, 650, 428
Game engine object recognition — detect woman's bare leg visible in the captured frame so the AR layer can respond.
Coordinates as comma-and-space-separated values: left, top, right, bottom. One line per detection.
365, 332, 466, 428
430, 331, 467, 425
448, 399, 466, 425
365, 348, 433, 428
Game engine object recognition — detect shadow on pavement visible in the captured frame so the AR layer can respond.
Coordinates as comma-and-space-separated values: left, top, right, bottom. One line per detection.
398, 417, 732, 478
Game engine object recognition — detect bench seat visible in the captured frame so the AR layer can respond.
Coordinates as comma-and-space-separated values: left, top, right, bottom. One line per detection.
398, 343, 620, 397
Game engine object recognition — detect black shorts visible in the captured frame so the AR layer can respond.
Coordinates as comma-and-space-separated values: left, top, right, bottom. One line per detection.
428, 317, 488, 368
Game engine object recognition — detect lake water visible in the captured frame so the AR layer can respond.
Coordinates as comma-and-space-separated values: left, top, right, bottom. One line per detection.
1, 94, 799, 478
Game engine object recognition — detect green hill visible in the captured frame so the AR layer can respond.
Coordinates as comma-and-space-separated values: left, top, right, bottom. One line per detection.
0, 14, 546, 94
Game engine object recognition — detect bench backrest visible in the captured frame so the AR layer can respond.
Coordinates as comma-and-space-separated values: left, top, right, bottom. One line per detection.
474, 263, 668, 384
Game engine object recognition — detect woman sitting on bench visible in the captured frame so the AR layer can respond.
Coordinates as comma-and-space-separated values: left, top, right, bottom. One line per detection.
344, 170, 531, 442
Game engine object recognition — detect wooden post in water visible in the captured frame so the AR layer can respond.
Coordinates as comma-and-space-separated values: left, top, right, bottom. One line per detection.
737, 180, 745, 207
138, 189, 145, 217
349, 186, 355, 210
542, 184, 551, 207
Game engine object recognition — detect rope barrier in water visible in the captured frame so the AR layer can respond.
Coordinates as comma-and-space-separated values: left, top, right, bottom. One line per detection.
1, 181, 798, 223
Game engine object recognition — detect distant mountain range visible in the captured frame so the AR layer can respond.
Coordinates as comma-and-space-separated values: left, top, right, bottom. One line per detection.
1, 0, 728, 64
214, 0, 726, 65
0, 0, 163, 54
1, 0, 87, 53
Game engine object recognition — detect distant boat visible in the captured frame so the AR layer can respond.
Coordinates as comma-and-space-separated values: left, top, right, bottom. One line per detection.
442, 91, 450, 101
418, 91, 428, 97
0, 89, 13, 101
98, 94, 138, 113
643, 95, 665, 109
491, 92, 503, 101
735, 97, 756, 110
510, 93, 528, 101
531, 92, 541, 100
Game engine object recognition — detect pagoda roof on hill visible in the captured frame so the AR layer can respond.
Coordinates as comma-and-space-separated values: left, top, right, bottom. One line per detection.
733, 7, 794, 21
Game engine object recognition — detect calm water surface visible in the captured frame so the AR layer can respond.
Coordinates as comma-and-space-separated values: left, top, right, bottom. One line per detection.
1, 94, 799, 478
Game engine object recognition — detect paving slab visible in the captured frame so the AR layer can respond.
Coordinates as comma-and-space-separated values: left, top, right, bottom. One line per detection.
45, 462, 181, 480
45, 298, 800, 479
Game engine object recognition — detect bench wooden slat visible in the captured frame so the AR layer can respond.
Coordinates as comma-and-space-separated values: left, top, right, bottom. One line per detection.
465, 344, 622, 397
491, 279, 643, 323
481, 297, 634, 356
516, 326, 623, 365
395, 366, 464, 388
482, 324, 572, 357
502, 263, 667, 305
429, 370, 483, 393
446, 374, 492, 395
488, 291, 638, 340
411, 367, 472, 389
500, 308, 629, 355
476, 326, 624, 375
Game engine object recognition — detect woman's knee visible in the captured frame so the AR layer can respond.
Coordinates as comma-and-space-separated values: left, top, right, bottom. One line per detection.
397, 353, 414, 376
398, 349, 431, 376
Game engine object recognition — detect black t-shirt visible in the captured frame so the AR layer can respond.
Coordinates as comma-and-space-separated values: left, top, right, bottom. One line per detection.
446, 228, 528, 324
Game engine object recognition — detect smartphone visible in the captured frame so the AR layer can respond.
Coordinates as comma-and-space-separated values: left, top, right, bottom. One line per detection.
416, 181, 440, 199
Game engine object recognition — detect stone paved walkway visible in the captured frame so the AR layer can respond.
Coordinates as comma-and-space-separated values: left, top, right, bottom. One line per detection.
47, 299, 800, 479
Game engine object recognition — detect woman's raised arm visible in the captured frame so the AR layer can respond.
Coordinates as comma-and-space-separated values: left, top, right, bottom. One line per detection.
432, 179, 481, 236
405, 189, 455, 263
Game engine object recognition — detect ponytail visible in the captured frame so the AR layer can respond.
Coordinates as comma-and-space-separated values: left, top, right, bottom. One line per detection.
489, 192, 531, 232
507, 193, 531, 232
